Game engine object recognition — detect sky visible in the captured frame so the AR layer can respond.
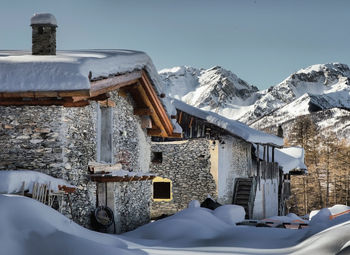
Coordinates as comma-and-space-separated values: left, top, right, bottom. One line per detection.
0, 0, 349, 89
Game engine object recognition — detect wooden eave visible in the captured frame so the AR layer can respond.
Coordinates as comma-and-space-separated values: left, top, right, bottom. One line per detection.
0, 69, 182, 138
90, 174, 156, 183
176, 109, 281, 147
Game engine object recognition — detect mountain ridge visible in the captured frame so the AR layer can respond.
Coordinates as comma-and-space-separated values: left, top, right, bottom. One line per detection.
160, 63, 350, 140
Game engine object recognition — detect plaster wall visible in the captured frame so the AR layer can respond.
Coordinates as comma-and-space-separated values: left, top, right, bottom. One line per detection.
253, 178, 279, 219
217, 136, 252, 204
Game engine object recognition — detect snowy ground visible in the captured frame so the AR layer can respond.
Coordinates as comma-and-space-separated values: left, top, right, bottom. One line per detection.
1, 195, 350, 255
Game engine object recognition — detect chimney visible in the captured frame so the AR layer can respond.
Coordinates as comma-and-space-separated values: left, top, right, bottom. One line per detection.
30, 13, 57, 55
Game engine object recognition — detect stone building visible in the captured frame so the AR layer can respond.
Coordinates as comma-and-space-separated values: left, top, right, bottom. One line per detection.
150, 99, 305, 220
0, 14, 181, 233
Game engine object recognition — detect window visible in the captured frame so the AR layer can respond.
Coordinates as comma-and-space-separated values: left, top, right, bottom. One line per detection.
152, 177, 172, 201
151, 151, 163, 163
153, 182, 171, 199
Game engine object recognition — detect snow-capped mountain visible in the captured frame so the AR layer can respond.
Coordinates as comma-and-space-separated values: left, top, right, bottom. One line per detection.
160, 66, 260, 120
159, 63, 350, 139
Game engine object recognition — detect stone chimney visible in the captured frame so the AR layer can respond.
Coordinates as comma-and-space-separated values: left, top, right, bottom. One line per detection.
30, 13, 57, 55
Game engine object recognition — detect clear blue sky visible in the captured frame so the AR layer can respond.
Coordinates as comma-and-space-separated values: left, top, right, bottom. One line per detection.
0, 0, 349, 89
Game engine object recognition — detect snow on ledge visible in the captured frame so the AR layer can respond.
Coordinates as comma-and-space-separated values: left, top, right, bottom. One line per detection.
0, 170, 75, 194
256, 145, 307, 173
31, 13, 57, 26
171, 98, 283, 147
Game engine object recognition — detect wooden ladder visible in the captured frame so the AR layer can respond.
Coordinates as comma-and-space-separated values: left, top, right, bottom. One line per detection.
232, 178, 256, 219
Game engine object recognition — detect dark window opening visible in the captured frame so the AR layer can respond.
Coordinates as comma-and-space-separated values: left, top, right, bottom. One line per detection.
151, 152, 163, 163
153, 182, 171, 199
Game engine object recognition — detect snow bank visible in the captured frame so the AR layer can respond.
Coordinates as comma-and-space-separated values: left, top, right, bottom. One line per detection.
188, 200, 200, 208
0, 195, 139, 255
264, 213, 308, 224
0, 170, 74, 193
213, 205, 245, 225
310, 204, 350, 220
171, 98, 283, 147
123, 207, 230, 246
2, 194, 350, 254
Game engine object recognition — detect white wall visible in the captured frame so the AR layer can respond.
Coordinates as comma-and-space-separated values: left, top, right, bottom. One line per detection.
253, 178, 279, 219
216, 136, 251, 204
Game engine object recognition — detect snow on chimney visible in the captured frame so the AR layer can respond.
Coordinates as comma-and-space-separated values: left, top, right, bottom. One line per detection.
30, 13, 57, 55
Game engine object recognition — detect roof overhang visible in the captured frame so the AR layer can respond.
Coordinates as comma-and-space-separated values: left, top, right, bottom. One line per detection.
0, 70, 181, 138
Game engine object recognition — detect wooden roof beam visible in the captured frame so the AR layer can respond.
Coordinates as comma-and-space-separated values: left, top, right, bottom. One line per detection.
0, 98, 89, 107
140, 71, 174, 136
90, 70, 141, 97
134, 108, 153, 116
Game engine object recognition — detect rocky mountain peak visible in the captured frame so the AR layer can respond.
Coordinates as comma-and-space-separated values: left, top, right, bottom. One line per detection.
159, 65, 258, 109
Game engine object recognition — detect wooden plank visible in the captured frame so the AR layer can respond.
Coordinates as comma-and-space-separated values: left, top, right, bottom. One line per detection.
140, 71, 174, 136
58, 185, 76, 193
88, 162, 123, 173
90, 174, 155, 183
97, 183, 106, 206
168, 132, 183, 138
178, 111, 183, 124
99, 99, 116, 107
90, 71, 141, 97
134, 108, 153, 116
189, 117, 194, 128
0, 90, 90, 98
134, 84, 166, 137
0, 99, 89, 107
147, 128, 163, 137
141, 116, 152, 129
106, 182, 115, 213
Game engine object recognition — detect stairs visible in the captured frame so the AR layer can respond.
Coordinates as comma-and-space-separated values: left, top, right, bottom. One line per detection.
232, 178, 255, 219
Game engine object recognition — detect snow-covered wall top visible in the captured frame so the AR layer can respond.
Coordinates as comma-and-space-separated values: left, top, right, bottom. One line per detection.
0, 170, 74, 194
276, 147, 307, 173
0, 49, 178, 117
31, 13, 57, 26
256, 145, 307, 173
171, 98, 283, 147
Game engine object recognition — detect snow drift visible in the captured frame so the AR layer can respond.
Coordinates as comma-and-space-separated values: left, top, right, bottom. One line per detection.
2, 194, 350, 254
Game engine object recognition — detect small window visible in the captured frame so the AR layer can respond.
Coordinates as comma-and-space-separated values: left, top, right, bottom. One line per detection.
151, 151, 163, 163
153, 182, 170, 199
153, 177, 172, 201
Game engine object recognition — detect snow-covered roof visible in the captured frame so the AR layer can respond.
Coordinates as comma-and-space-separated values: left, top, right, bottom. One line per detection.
256, 145, 307, 173
31, 13, 57, 26
0, 50, 179, 131
276, 147, 307, 173
171, 98, 283, 147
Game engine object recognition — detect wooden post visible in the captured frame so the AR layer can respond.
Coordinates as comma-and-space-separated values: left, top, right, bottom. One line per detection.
267, 145, 269, 163
272, 147, 275, 162
97, 183, 106, 207
262, 183, 266, 218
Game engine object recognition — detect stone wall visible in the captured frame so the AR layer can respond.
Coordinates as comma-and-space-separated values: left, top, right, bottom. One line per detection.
150, 139, 217, 218
0, 106, 64, 171
0, 91, 153, 232
0, 104, 97, 227
110, 92, 152, 233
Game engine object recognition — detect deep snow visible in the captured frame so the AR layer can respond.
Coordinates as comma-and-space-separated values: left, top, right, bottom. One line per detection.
2, 195, 350, 255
